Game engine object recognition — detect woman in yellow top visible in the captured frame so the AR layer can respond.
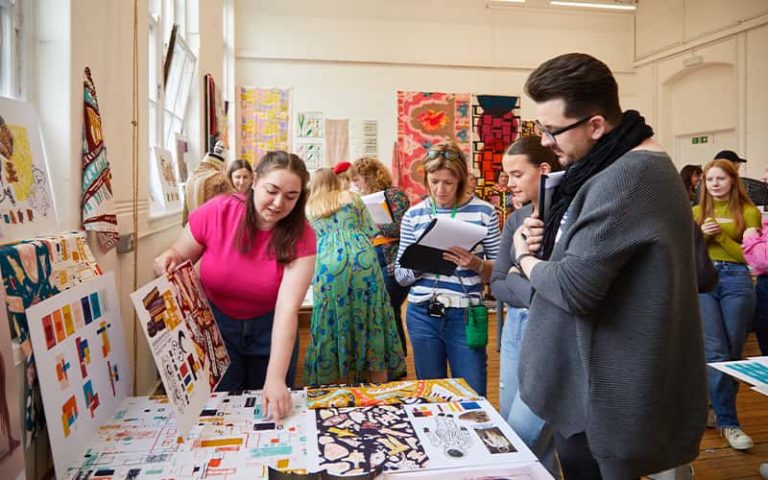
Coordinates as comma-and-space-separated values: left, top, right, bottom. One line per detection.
693, 158, 761, 451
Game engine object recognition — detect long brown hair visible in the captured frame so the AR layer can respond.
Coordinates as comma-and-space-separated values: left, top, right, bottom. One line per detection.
696, 159, 755, 237
236, 151, 310, 264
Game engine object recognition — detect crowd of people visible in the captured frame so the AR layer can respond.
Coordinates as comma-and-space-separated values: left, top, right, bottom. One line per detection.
154, 52, 768, 478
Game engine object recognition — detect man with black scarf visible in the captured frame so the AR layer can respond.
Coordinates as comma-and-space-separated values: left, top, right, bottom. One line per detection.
510, 53, 708, 479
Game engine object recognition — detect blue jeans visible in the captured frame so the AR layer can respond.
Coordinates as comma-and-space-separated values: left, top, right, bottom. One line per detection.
406, 301, 487, 396
212, 304, 299, 392
376, 246, 409, 357
699, 262, 755, 428
499, 307, 556, 475
754, 275, 768, 356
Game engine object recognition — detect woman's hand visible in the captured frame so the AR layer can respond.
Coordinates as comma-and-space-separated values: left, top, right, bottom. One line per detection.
513, 225, 531, 257
444, 246, 482, 272
153, 248, 183, 276
701, 218, 721, 237
261, 377, 292, 424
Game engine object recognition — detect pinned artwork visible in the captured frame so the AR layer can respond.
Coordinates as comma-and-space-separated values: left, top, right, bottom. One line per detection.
130, 261, 229, 436
310, 405, 429, 476
296, 143, 324, 170
349, 120, 378, 160
151, 147, 182, 210
240, 87, 291, 165
0, 96, 58, 242
297, 112, 324, 139
306, 379, 480, 409
0, 231, 102, 444
0, 284, 23, 477
396, 92, 471, 203
25, 272, 130, 477
382, 462, 553, 480
404, 401, 535, 469
174, 134, 191, 182
520, 120, 537, 138
470, 95, 521, 227
325, 119, 349, 168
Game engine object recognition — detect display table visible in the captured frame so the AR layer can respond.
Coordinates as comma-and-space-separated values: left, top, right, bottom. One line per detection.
65, 380, 552, 479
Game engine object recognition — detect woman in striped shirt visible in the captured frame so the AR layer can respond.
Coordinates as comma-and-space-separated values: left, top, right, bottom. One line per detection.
394, 141, 500, 396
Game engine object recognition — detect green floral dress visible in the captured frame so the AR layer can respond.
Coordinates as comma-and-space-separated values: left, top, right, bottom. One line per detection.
305, 196, 406, 385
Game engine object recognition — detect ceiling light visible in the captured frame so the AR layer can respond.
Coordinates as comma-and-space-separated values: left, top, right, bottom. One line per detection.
550, 1, 636, 11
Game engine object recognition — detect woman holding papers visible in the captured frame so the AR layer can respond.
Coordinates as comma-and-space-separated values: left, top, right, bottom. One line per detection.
394, 141, 500, 396
305, 168, 406, 386
694, 159, 761, 451
153, 151, 316, 421
349, 157, 411, 358
490, 136, 560, 475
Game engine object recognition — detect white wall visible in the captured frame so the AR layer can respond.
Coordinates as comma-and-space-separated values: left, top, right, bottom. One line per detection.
235, 0, 637, 166
634, 0, 768, 176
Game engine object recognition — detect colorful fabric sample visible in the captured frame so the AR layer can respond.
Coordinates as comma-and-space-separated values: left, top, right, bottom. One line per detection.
240, 87, 290, 165
314, 405, 429, 475
305, 378, 480, 409
470, 95, 520, 227
520, 120, 537, 138
325, 119, 349, 168
396, 92, 471, 204
81, 67, 119, 251
0, 231, 102, 444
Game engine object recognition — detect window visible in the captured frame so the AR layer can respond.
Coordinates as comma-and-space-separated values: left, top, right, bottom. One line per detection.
0, 0, 27, 99
148, 0, 198, 215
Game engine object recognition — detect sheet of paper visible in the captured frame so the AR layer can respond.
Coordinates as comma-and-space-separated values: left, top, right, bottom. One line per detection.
751, 384, 768, 397
362, 191, 393, 224
418, 217, 487, 251
26, 272, 131, 477
708, 357, 768, 386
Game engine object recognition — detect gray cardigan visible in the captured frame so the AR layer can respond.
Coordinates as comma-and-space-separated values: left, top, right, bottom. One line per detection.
490, 203, 533, 309
519, 150, 707, 478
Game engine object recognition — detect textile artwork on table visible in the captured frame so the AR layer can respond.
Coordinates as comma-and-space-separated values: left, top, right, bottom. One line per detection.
470, 95, 520, 226
520, 120, 537, 138
0, 231, 102, 444
82, 67, 119, 251
240, 87, 290, 165
305, 378, 480, 409
313, 405, 429, 475
396, 91, 471, 204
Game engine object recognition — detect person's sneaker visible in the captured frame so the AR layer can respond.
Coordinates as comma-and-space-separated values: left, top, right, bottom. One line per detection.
706, 408, 717, 428
759, 463, 768, 480
722, 427, 753, 450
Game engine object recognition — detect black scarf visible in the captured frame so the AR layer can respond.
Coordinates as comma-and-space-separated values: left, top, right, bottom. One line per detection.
540, 110, 654, 259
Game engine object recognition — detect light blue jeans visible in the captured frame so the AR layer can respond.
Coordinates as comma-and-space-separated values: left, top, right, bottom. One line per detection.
699, 261, 755, 428
499, 307, 556, 475
406, 302, 487, 396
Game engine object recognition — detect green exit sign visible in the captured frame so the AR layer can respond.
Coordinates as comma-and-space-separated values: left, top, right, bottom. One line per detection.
692, 136, 709, 144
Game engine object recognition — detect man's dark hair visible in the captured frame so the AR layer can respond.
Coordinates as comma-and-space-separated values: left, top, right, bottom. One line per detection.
525, 53, 622, 125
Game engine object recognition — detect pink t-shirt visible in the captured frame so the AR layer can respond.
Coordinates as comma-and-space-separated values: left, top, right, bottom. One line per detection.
743, 217, 768, 276
189, 194, 316, 319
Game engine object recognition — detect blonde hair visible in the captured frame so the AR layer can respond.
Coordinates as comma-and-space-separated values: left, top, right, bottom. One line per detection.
422, 141, 469, 203
348, 157, 393, 194
306, 168, 344, 219
696, 159, 756, 237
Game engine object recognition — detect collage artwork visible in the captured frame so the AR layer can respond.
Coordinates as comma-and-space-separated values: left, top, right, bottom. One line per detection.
26, 272, 131, 476
131, 260, 230, 436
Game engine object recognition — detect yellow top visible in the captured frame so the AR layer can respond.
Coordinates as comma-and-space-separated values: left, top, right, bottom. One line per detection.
693, 199, 762, 263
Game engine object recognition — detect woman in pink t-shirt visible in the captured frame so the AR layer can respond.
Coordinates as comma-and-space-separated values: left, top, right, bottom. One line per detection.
154, 151, 316, 420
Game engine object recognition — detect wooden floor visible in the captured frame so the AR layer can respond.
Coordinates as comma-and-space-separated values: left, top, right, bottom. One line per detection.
296, 309, 767, 480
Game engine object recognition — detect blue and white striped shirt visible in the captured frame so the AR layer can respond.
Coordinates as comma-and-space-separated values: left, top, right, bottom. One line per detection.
394, 196, 501, 301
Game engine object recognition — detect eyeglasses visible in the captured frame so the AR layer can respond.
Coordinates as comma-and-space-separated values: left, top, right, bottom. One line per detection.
534, 115, 594, 144
426, 149, 462, 161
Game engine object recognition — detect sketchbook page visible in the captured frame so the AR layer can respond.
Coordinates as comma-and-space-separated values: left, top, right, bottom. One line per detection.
708, 357, 768, 386
361, 191, 393, 224
417, 217, 487, 251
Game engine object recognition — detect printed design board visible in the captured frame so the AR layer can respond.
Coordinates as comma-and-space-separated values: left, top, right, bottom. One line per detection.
310, 405, 429, 475
151, 147, 182, 210
306, 378, 480, 409
349, 119, 378, 160
404, 401, 536, 469
130, 261, 229, 436
26, 272, 130, 477
0, 96, 58, 242
709, 356, 768, 386
0, 284, 23, 477
296, 112, 324, 139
